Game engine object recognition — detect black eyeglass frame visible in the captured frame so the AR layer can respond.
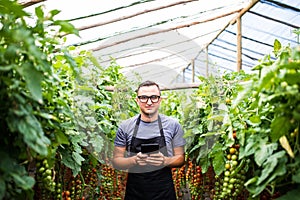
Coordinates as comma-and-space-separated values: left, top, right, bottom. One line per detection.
137, 95, 161, 103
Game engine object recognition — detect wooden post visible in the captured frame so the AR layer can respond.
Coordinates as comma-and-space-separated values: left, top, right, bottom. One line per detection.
206, 46, 209, 77
236, 17, 242, 72
182, 68, 185, 83
191, 59, 195, 82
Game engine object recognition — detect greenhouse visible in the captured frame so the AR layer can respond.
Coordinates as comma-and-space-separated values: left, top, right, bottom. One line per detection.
1, 0, 300, 199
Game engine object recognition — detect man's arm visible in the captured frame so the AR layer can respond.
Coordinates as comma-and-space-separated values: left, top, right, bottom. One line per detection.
164, 146, 185, 168
112, 146, 136, 170
112, 146, 149, 170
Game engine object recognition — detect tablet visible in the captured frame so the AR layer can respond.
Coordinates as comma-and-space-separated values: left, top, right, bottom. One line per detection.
141, 143, 159, 154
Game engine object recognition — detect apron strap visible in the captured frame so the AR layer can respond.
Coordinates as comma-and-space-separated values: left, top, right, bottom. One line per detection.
158, 115, 168, 156
132, 114, 141, 138
128, 114, 141, 154
157, 115, 164, 138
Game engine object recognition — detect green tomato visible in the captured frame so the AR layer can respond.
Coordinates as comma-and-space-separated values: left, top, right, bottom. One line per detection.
38, 167, 45, 173
232, 160, 238, 166
224, 171, 230, 177
229, 178, 236, 184
224, 177, 229, 182
42, 159, 48, 165
45, 169, 52, 175
281, 81, 288, 88
231, 155, 238, 161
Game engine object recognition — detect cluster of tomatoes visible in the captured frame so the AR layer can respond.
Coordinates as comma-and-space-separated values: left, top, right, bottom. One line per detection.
60, 163, 127, 200
33, 149, 251, 200
63, 176, 85, 200
172, 159, 215, 200
35, 159, 59, 199
34, 158, 128, 200
213, 133, 248, 199
97, 164, 127, 199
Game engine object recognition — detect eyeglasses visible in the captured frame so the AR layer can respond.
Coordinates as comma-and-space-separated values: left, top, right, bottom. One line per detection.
137, 95, 160, 103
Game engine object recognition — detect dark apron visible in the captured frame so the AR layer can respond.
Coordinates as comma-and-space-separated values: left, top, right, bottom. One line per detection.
124, 115, 176, 200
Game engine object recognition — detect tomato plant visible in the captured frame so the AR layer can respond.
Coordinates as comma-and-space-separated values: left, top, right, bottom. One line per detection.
183, 39, 300, 199
0, 0, 80, 198
234, 41, 300, 199
0, 1, 137, 199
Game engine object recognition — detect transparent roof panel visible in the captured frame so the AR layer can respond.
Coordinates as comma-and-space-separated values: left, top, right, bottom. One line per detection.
24, 0, 300, 84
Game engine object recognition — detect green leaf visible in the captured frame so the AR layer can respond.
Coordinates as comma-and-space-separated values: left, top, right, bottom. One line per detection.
266, 155, 287, 183
90, 134, 104, 152
245, 176, 264, 197
273, 39, 282, 56
60, 148, 81, 176
36, 112, 58, 121
55, 131, 70, 145
248, 115, 261, 125
232, 80, 253, 108
49, 9, 61, 19
199, 156, 210, 173
240, 135, 259, 158
278, 51, 290, 66
257, 150, 286, 185
292, 168, 300, 183
72, 151, 85, 166
276, 187, 300, 200
188, 137, 205, 154
255, 141, 278, 166
210, 143, 225, 175
53, 20, 79, 36
246, 155, 287, 197
10, 173, 35, 190
257, 60, 279, 93
11, 109, 50, 155
0, 179, 5, 200
284, 73, 300, 85
0, 0, 29, 17
270, 116, 290, 142
17, 62, 43, 103
35, 6, 44, 20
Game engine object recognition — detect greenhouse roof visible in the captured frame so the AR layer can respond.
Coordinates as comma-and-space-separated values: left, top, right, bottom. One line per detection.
23, 0, 300, 87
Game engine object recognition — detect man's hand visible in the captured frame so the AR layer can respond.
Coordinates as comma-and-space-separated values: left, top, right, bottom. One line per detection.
145, 152, 165, 166
136, 152, 148, 166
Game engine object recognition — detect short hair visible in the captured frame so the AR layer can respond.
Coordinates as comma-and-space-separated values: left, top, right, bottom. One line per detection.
136, 80, 161, 94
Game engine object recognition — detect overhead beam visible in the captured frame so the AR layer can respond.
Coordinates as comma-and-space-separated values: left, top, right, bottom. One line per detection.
104, 83, 200, 92
91, 9, 241, 51
18, 0, 45, 7
230, 0, 260, 25
74, 0, 198, 32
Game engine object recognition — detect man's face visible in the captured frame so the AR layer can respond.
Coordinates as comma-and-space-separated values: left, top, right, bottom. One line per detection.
136, 85, 161, 116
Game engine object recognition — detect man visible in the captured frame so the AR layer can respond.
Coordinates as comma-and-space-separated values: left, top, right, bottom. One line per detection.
112, 80, 186, 200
